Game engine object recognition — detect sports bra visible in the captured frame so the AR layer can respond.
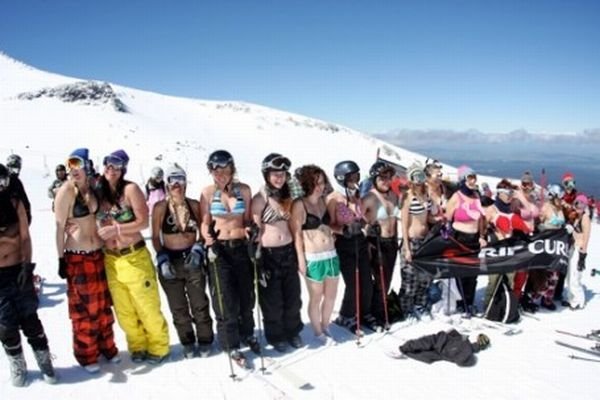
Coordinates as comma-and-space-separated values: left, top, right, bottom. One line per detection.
210, 184, 245, 217
301, 199, 330, 230
453, 192, 484, 223
408, 196, 432, 216
162, 199, 198, 235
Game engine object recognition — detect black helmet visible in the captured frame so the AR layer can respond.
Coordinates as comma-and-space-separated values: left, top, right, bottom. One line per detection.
261, 153, 291, 174
56, 164, 66, 172
207, 150, 234, 171
333, 160, 360, 187
0, 164, 9, 191
369, 161, 395, 180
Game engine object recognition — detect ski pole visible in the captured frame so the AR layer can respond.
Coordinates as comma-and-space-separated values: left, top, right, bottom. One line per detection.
375, 234, 390, 331
248, 236, 266, 373
354, 234, 362, 345
208, 246, 236, 380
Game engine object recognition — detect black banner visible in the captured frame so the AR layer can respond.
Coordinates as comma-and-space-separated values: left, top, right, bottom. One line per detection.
412, 228, 571, 279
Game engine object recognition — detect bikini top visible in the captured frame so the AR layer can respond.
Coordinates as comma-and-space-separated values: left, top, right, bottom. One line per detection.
210, 184, 245, 217
408, 196, 432, 216
453, 192, 484, 223
261, 195, 291, 225
547, 210, 566, 227
520, 204, 540, 221
336, 199, 362, 226
373, 193, 400, 220
97, 200, 136, 224
492, 208, 531, 235
72, 190, 98, 219
301, 199, 331, 230
162, 199, 198, 235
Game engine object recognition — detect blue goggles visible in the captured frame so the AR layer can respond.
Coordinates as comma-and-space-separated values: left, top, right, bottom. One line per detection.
103, 155, 127, 170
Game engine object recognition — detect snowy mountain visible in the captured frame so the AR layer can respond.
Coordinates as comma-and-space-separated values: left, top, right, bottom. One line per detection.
0, 53, 598, 400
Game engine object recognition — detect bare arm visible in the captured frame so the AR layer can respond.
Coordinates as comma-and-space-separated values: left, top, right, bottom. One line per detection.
290, 199, 307, 274
580, 212, 591, 253
251, 192, 266, 231
199, 186, 214, 245
54, 182, 73, 257
151, 201, 166, 253
17, 201, 32, 263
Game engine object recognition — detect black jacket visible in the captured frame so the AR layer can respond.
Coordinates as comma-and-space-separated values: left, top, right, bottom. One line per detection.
399, 329, 481, 367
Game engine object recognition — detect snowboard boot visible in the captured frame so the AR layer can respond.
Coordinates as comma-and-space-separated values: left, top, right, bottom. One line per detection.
33, 349, 58, 384
182, 344, 196, 359
7, 351, 28, 387
197, 343, 212, 358
288, 335, 304, 349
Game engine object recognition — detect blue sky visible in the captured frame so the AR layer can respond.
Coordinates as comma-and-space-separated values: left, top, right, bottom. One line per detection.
2, 0, 599, 134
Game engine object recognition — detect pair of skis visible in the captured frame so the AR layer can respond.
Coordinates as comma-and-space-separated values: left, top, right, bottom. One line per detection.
555, 330, 600, 362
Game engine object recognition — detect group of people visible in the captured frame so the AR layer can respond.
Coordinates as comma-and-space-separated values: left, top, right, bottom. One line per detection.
0, 148, 594, 387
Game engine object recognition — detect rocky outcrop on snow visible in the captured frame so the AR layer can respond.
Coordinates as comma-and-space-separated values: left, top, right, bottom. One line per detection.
17, 81, 128, 112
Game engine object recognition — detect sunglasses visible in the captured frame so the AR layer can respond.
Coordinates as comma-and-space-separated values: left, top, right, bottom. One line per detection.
466, 174, 477, 181
263, 156, 291, 171
521, 181, 534, 188
563, 180, 576, 189
103, 155, 126, 171
67, 156, 86, 171
167, 175, 186, 187
377, 174, 393, 182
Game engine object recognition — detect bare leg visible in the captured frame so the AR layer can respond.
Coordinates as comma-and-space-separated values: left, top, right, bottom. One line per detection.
306, 279, 325, 336
321, 277, 339, 332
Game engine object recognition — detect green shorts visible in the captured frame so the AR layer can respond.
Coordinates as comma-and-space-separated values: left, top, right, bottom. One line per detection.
306, 250, 340, 283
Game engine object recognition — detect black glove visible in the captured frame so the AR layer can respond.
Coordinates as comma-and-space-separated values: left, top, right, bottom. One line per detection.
17, 262, 36, 290
208, 220, 221, 242
258, 263, 271, 288
248, 222, 260, 243
577, 251, 587, 272
366, 223, 382, 237
58, 257, 68, 279
342, 221, 363, 238
156, 250, 176, 280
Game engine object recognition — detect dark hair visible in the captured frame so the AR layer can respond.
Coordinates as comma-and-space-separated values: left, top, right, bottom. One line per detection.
296, 165, 329, 196
96, 175, 131, 206
496, 178, 517, 190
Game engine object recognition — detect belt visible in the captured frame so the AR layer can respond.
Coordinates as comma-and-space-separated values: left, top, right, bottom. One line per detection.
65, 248, 103, 255
105, 240, 146, 257
216, 239, 246, 248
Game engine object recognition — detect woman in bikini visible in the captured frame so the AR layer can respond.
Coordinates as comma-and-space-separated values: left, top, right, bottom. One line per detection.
362, 161, 400, 327
290, 165, 339, 345
482, 179, 531, 308
199, 150, 257, 364
54, 148, 119, 373
564, 194, 591, 310
151, 164, 213, 359
329, 161, 378, 333
512, 171, 540, 312
251, 153, 303, 352
96, 149, 170, 364
445, 165, 487, 314
531, 184, 567, 310
399, 163, 437, 318
0, 164, 57, 386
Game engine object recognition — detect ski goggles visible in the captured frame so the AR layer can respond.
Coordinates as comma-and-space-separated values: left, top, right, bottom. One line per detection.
7, 166, 20, 175
263, 156, 291, 172
497, 188, 514, 197
167, 175, 186, 187
207, 157, 234, 170
0, 175, 9, 191
563, 179, 576, 189
409, 170, 427, 184
103, 155, 127, 171
67, 156, 86, 172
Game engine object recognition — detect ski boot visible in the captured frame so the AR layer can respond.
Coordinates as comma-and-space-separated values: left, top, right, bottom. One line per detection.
7, 351, 28, 387
33, 349, 58, 384
362, 314, 384, 333
243, 336, 261, 355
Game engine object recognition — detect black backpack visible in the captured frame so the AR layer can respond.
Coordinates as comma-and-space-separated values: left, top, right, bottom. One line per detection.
485, 274, 520, 324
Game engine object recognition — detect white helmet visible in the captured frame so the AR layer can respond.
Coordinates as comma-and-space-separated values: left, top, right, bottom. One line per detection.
150, 166, 164, 180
